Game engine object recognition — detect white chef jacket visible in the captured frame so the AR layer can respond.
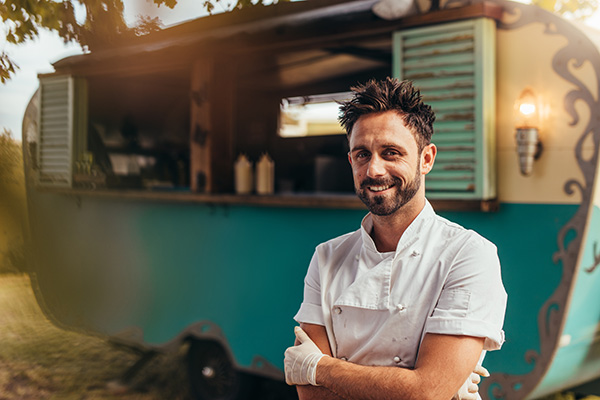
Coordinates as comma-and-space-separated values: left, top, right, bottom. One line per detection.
294, 200, 507, 370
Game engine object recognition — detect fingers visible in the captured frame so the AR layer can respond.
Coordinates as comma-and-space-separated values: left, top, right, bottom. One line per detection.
285, 328, 323, 386
285, 362, 293, 385
474, 364, 490, 377
294, 326, 310, 344
284, 345, 302, 386
466, 364, 490, 398
468, 380, 479, 392
284, 348, 293, 385
455, 365, 489, 400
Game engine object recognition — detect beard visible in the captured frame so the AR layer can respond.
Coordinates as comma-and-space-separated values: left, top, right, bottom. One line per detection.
356, 165, 421, 216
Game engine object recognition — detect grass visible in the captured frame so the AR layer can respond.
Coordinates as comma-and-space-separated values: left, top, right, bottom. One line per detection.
0, 273, 191, 399
1, 272, 598, 400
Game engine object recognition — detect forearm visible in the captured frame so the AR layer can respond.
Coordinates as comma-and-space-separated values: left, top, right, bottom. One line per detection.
317, 356, 453, 400
297, 384, 346, 400
286, 327, 485, 400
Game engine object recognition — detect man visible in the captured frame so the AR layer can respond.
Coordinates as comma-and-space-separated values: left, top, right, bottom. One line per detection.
284, 78, 507, 400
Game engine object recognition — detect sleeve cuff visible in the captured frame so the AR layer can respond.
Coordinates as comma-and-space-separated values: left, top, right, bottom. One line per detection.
425, 317, 505, 351
294, 302, 325, 326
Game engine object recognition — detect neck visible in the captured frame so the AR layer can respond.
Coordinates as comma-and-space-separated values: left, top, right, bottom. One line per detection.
370, 195, 426, 253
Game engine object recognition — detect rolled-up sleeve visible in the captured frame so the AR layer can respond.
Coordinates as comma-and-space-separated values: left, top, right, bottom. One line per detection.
294, 251, 325, 326
424, 236, 507, 351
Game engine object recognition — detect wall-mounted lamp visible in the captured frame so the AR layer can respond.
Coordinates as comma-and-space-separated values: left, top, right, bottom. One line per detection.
515, 88, 543, 176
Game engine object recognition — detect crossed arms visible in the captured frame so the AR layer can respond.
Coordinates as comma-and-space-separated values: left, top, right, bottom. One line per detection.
286, 322, 485, 400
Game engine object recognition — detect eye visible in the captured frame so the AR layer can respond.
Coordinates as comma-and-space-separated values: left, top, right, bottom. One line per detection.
383, 149, 401, 158
355, 151, 370, 160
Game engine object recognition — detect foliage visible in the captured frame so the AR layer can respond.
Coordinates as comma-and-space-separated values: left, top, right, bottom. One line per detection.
533, 0, 599, 20
1, 238, 24, 274
538, 393, 576, 400
0, 128, 22, 185
0, 0, 285, 83
193, 0, 277, 14
0, 128, 26, 274
0, 0, 159, 83
537, 392, 600, 400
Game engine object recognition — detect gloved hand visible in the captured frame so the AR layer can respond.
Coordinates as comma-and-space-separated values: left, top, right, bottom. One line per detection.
452, 365, 489, 400
284, 326, 327, 386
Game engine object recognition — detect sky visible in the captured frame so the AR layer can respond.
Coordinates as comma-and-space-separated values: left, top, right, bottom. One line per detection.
1, 0, 599, 139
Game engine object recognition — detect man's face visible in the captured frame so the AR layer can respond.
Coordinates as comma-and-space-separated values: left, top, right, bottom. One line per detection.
348, 111, 434, 216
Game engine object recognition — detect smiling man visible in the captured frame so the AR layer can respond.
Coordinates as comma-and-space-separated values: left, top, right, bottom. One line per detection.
284, 78, 507, 400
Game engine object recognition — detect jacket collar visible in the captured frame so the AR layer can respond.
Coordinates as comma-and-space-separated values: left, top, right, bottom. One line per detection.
360, 199, 435, 255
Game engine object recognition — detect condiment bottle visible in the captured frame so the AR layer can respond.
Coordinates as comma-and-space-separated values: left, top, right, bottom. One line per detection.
256, 153, 274, 195
234, 154, 253, 194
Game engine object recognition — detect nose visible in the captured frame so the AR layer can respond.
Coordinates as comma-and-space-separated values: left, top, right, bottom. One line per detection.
366, 154, 386, 178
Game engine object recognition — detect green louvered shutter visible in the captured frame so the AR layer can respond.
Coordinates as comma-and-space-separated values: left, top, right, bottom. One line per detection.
37, 76, 87, 187
393, 18, 496, 200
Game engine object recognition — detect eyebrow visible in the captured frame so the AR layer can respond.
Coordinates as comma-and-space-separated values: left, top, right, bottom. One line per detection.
350, 145, 366, 153
350, 143, 408, 153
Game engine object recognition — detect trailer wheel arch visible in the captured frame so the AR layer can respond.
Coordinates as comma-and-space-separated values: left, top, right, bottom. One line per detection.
185, 336, 256, 400
182, 321, 297, 400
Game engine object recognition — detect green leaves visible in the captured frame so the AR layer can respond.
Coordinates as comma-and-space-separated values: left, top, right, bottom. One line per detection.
0, 53, 18, 84
1, 0, 79, 82
153, 0, 178, 9
532, 0, 599, 19
0, 129, 22, 185
132, 15, 163, 36
0, 0, 290, 83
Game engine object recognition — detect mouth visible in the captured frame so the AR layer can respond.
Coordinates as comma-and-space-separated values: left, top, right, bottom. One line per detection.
367, 184, 395, 193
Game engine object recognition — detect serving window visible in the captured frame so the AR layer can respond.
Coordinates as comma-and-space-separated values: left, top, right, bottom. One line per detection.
33, 12, 497, 211
36, 70, 191, 191
87, 71, 190, 190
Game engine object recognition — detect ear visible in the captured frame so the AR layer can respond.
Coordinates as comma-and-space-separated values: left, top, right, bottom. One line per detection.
348, 151, 353, 167
420, 143, 436, 175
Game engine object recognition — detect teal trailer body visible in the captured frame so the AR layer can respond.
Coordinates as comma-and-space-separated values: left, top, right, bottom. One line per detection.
21, 0, 600, 398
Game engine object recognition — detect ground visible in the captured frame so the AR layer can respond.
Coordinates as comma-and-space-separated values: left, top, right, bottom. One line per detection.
0, 273, 191, 400
0, 272, 597, 400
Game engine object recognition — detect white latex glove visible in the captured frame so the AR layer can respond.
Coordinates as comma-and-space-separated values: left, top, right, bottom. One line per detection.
284, 326, 327, 386
453, 365, 490, 400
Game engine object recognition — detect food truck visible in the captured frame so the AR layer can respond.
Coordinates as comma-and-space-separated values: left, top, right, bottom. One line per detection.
21, 0, 600, 398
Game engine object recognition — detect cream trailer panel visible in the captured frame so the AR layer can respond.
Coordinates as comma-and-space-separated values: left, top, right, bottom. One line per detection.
496, 22, 595, 205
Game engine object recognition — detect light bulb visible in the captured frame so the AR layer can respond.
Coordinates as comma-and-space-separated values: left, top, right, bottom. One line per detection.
515, 88, 539, 129
514, 87, 543, 176
519, 103, 536, 116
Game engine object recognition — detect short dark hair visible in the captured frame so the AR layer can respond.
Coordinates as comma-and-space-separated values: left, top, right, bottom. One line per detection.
338, 78, 435, 150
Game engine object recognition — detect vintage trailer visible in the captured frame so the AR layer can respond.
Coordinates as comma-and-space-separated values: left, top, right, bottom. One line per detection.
21, 0, 600, 398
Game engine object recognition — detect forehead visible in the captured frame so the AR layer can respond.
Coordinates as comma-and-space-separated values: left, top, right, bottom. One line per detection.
349, 111, 418, 150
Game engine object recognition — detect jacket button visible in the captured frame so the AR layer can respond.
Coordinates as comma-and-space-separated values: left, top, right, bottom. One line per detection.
341, 357, 348, 361
393, 356, 401, 363
397, 304, 406, 311
333, 306, 342, 314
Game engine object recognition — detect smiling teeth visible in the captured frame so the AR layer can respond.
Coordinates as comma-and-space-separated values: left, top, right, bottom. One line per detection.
370, 185, 391, 192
